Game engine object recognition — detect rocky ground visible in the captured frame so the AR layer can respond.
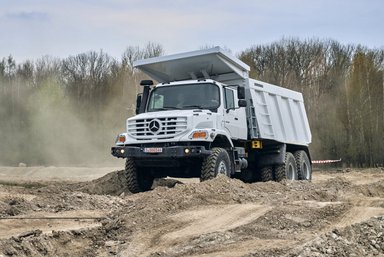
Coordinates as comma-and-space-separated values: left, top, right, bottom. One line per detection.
0, 167, 383, 257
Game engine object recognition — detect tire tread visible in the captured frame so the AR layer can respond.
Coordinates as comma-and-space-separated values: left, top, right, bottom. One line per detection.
274, 152, 298, 181
261, 166, 273, 181
294, 150, 312, 180
125, 158, 140, 193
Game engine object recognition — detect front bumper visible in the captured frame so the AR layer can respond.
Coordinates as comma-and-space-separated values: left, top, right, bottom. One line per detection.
111, 145, 211, 159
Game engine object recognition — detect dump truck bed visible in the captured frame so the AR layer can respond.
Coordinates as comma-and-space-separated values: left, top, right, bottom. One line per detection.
248, 79, 311, 146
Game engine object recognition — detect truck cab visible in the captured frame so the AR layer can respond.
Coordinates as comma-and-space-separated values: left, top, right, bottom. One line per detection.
116, 79, 247, 145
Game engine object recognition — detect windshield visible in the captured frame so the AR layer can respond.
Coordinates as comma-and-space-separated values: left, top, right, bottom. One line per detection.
147, 83, 220, 112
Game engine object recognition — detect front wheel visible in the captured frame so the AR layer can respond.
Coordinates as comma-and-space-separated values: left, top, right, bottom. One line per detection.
200, 148, 231, 181
125, 158, 154, 193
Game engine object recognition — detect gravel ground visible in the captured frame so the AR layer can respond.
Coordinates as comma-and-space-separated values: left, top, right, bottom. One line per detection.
0, 167, 383, 257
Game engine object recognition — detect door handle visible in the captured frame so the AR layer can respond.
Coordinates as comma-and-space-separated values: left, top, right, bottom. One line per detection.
234, 117, 238, 120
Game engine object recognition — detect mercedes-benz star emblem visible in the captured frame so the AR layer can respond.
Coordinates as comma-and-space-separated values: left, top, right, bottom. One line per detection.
149, 119, 161, 134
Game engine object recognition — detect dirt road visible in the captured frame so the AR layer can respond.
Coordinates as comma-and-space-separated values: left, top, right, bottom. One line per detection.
0, 167, 383, 256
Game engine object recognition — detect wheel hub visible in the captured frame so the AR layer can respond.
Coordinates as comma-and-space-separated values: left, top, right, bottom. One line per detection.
218, 161, 227, 175
287, 163, 295, 180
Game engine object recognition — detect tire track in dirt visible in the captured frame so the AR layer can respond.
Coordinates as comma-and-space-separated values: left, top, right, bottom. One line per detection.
0, 210, 104, 239
334, 206, 384, 228
122, 204, 272, 257
164, 204, 272, 240
187, 238, 293, 257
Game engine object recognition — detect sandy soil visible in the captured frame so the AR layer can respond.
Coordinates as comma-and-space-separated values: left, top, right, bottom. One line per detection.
0, 167, 383, 256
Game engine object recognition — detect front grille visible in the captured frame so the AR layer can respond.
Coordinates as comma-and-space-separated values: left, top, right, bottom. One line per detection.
127, 117, 188, 140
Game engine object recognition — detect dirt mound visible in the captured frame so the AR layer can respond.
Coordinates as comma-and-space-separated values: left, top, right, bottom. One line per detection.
76, 169, 130, 196
0, 168, 384, 257
354, 181, 384, 197
0, 197, 32, 217
294, 216, 384, 257
0, 218, 123, 257
75, 170, 184, 196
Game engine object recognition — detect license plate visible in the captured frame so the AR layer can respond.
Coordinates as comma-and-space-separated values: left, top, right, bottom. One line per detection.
143, 147, 163, 153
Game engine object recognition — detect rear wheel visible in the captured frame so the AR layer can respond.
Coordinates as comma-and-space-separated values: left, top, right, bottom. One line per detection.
125, 158, 154, 193
200, 148, 231, 181
260, 166, 273, 181
294, 150, 312, 180
274, 152, 298, 181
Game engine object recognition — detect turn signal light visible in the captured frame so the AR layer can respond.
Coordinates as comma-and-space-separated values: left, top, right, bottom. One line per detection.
192, 131, 208, 139
118, 135, 126, 143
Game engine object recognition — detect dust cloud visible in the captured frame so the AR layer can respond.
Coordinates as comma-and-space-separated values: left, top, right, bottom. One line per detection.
0, 79, 127, 167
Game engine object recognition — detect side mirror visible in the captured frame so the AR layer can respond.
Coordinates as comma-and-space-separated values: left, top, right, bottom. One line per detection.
140, 80, 153, 86
135, 94, 142, 114
238, 99, 247, 107
237, 87, 245, 99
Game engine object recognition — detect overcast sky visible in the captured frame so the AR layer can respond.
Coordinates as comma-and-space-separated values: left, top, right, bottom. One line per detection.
1, 0, 383, 62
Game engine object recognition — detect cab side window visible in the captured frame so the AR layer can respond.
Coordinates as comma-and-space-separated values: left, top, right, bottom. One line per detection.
224, 87, 235, 109
152, 93, 164, 109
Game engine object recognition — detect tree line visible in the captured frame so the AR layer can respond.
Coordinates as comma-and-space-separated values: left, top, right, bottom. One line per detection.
0, 39, 383, 167
239, 39, 383, 167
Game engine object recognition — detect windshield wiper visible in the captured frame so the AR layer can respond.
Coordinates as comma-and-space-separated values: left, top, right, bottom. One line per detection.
183, 105, 204, 109
155, 106, 181, 111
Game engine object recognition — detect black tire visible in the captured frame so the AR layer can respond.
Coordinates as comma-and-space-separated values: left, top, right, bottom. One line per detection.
260, 166, 273, 182
200, 148, 231, 182
274, 152, 298, 181
294, 150, 312, 180
125, 158, 154, 193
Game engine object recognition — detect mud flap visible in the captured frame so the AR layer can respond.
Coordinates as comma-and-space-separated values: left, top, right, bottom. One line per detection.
257, 144, 286, 168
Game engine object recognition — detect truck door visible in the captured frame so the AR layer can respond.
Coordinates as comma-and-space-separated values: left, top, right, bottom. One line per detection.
223, 87, 247, 140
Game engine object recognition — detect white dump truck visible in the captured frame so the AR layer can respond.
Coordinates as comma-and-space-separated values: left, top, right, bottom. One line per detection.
111, 47, 312, 193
